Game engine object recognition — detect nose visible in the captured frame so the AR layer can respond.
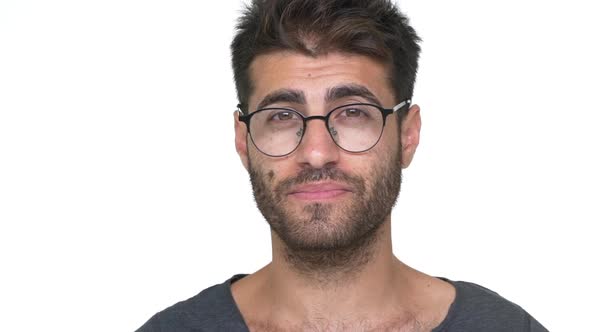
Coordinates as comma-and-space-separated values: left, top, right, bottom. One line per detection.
294, 117, 340, 169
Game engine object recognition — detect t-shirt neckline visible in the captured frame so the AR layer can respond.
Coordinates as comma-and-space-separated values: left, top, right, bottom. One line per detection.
223, 274, 461, 331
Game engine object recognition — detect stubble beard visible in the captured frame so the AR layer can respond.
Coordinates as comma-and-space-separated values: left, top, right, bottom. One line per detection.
248, 147, 402, 282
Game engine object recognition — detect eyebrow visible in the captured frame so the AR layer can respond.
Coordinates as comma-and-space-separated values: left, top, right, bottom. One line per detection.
255, 83, 382, 111
257, 89, 306, 110
325, 84, 382, 106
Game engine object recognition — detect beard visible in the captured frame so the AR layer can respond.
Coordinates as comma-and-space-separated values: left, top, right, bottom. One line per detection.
248, 146, 402, 279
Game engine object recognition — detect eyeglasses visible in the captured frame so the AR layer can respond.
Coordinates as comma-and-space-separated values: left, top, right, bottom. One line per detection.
238, 99, 410, 157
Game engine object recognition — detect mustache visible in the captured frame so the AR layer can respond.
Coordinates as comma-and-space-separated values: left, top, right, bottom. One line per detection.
275, 167, 365, 195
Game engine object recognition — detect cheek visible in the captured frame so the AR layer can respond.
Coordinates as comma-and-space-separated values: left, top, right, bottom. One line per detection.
267, 162, 295, 185
377, 118, 401, 152
248, 152, 289, 186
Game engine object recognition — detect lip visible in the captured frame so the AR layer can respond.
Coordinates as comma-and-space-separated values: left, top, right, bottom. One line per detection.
287, 182, 353, 201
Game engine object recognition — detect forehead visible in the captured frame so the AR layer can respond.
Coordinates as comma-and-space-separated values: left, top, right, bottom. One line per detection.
248, 51, 394, 107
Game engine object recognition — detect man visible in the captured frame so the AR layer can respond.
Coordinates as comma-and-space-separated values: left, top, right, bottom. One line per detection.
137, 0, 548, 331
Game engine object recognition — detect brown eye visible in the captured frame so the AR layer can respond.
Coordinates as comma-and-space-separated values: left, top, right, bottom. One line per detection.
269, 110, 296, 121
277, 112, 294, 120
336, 107, 368, 119
344, 108, 362, 117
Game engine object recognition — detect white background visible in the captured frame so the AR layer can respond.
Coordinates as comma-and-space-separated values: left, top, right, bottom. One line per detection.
1, 0, 588, 331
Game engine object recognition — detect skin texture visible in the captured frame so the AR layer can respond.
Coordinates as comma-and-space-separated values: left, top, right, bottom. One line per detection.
232, 51, 454, 331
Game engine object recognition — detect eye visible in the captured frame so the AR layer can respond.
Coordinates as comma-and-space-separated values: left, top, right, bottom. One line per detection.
270, 110, 297, 121
335, 106, 369, 119
343, 108, 363, 117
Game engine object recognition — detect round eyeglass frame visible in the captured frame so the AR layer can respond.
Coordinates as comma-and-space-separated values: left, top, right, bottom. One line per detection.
237, 99, 411, 157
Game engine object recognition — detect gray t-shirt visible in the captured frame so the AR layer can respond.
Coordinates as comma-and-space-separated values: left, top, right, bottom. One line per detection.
136, 274, 548, 331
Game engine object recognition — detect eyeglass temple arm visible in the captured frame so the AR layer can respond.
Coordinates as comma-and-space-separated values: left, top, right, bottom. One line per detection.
393, 99, 411, 112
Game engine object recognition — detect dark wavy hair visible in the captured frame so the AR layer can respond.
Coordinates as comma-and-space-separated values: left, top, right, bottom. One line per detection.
231, 0, 421, 118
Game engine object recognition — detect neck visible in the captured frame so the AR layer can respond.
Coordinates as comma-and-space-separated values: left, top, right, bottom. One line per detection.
231, 219, 456, 331
264, 219, 411, 319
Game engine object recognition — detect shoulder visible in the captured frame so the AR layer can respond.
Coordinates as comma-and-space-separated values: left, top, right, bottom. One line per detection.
435, 279, 548, 332
135, 275, 249, 332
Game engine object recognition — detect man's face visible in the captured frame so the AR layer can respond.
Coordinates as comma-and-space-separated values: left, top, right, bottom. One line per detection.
234, 52, 421, 252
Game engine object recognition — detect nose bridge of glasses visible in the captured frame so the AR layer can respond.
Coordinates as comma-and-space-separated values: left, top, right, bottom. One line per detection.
301, 114, 333, 138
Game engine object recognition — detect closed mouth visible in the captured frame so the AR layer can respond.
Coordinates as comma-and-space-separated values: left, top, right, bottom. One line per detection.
287, 182, 353, 200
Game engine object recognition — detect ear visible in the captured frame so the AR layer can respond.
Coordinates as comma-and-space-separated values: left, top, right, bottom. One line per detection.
400, 104, 421, 169
234, 111, 249, 171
